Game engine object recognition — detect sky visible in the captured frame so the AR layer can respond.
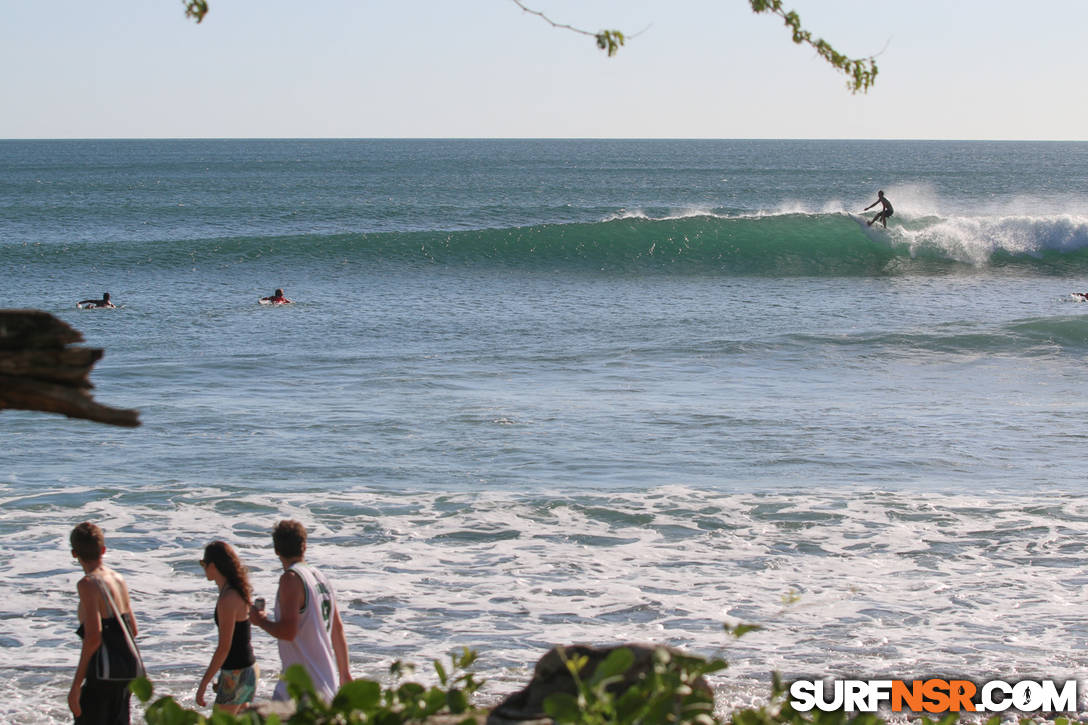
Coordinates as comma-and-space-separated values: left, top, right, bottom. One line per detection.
2, 0, 1087, 140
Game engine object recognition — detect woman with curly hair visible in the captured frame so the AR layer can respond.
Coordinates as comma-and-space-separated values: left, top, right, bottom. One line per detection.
197, 541, 258, 714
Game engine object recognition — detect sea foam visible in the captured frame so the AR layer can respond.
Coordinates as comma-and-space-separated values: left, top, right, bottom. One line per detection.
4, 485, 1088, 722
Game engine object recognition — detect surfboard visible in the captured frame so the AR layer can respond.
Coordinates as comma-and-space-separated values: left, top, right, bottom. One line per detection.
258, 298, 292, 305
851, 213, 876, 230
850, 214, 890, 241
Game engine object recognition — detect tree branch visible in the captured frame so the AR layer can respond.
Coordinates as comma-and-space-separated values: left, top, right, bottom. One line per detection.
748, 0, 878, 93
510, 0, 626, 57
0, 375, 141, 428
0, 310, 141, 427
510, 0, 878, 92
180, 1, 878, 91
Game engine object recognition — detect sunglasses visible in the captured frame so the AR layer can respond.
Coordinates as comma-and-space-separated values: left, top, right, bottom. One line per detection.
199, 559, 208, 568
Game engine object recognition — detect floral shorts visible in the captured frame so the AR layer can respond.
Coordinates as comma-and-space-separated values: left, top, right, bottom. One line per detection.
215, 664, 259, 706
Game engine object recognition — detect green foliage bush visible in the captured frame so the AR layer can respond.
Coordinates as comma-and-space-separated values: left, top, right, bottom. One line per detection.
131, 630, 1075, 725
544, 643, 1078, 725
543, 646, 727, 725
133, 647, 482, 725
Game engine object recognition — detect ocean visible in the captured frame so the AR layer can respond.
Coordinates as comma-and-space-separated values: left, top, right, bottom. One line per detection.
3, 139, 1088, 723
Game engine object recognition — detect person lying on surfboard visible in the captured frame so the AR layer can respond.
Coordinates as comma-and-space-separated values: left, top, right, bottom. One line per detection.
864, 190, 893, 228
77, 292, 115, 309
260, 288, 293, 304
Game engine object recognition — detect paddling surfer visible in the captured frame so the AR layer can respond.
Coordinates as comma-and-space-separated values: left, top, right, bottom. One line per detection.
864, 191, 893, 228
77, 292, 115, 309
260, 289, 293, 304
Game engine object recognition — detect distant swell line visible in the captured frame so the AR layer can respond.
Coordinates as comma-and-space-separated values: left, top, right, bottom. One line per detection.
783, 315, 1088, 355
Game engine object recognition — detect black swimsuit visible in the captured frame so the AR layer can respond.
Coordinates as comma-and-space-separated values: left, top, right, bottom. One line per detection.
75, 615, 133, 724
213, 606, 256, 670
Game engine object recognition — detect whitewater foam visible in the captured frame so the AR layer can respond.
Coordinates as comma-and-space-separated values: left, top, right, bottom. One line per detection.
6, 486, 1088, 722
892, 214, 1088, 265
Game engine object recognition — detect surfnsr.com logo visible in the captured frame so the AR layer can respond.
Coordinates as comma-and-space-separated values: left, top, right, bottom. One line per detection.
789, 679, 1078, 714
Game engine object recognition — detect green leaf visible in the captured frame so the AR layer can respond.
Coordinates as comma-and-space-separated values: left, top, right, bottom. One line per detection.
183, 1, 209, 24
812, 709, 846, 725
588, 647, 635, 687
695, 658, 730, 677
331, 678, 382, 712
282, 663, 320, 704
642, 693, 680, 724
433, 658, 448, 686
129, 675, 153, 703
447, 687, 469, 714
563, 651, 590, 677
208, 710, 240, 725
390, 659, 414, 678
614, 687, 649, 720
454, 647, 478, 669
424, 686, 448, 714
770, 671, 786, 697
146, 695, 202, 725
594, 30, 625, 57
543, 692, 582, 723
398, 681, 426, 698
725, 622, 764, 638
731, 709, 764, 725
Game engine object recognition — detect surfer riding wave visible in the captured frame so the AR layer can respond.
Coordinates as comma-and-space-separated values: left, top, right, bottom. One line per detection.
864, 191, 893, 228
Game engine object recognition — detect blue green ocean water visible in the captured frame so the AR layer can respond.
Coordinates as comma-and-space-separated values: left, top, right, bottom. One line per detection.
4, 139, 1088, 722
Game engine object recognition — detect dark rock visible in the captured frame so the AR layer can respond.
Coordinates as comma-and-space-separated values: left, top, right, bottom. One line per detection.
488, 643, 712, 723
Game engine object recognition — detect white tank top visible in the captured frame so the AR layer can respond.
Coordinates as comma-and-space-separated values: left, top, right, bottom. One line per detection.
272, 562, 340, 702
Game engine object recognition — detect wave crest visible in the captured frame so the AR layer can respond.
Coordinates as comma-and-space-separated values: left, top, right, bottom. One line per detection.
10, 212, 1088, 277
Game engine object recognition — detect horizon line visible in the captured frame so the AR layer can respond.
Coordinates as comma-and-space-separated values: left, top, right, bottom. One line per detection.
2, 136, 1087, 143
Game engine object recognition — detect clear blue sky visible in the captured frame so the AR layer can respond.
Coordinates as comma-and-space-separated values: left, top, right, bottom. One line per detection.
3, 0, 1086, 140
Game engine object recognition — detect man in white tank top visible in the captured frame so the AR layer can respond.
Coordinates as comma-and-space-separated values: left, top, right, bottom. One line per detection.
250, 520, 352, 702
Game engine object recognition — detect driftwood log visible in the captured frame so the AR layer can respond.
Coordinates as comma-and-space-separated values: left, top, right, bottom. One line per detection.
0, 310, 140, 427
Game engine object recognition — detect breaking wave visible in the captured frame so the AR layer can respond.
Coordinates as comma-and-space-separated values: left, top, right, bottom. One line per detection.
8, 212, 1088, 276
